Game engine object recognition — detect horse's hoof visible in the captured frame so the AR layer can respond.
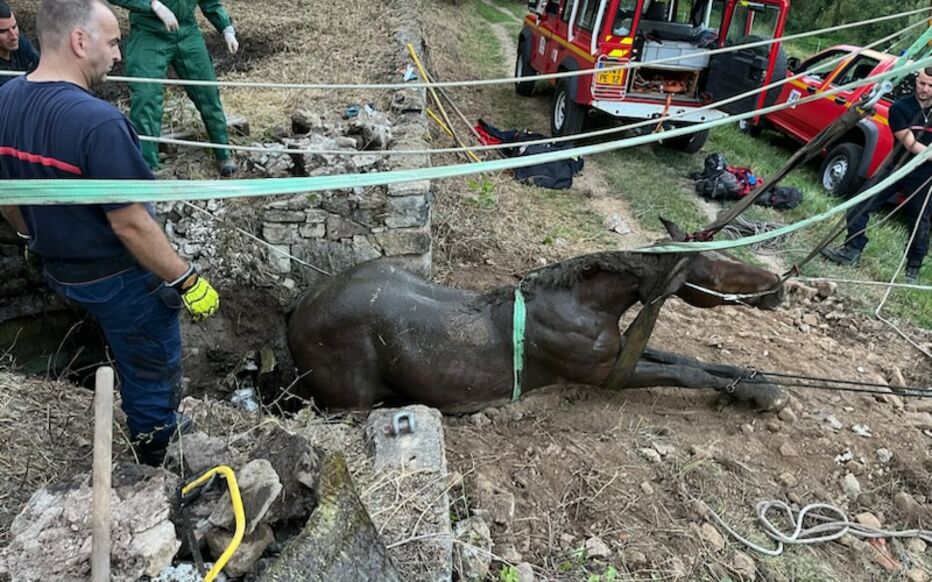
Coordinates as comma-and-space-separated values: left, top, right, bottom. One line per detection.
729, 382, 787, 412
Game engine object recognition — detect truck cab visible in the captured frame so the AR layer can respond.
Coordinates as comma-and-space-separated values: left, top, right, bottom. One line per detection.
516, 0, 791, 152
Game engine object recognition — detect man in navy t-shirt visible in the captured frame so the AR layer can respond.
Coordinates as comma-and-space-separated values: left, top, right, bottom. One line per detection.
0, 1, 39, 87
822, 67, 932, 283
0, 0, 220, 466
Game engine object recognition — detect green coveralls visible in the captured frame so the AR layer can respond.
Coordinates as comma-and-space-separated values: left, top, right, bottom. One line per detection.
110, 0, 233, 169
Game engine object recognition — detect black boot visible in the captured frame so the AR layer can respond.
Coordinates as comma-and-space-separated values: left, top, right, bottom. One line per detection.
906, 264, 920, 284
820, 245, 861, 266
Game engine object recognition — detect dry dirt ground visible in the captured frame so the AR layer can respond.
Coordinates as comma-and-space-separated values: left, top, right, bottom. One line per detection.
2, 1, 932, 581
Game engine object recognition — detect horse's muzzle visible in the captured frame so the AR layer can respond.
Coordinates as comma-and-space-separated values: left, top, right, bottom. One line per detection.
756, 283, 786, 310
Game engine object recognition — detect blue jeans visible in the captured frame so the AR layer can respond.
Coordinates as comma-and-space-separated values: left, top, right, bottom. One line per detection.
846, 167, 932, 268
45, 266, 182, 448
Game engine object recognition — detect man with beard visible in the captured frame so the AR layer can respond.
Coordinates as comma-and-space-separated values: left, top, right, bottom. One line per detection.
0, 0, 220, 466
822, 67, 932, 284
0, 1, 40, 86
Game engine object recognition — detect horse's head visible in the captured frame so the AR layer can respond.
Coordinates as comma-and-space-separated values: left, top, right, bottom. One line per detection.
660, 218, 785, 310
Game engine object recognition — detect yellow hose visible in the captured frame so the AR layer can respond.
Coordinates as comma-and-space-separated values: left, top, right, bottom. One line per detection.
181, 466, 245, 582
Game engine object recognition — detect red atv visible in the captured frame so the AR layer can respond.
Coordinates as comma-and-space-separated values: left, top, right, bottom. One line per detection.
517, 0, 791, 152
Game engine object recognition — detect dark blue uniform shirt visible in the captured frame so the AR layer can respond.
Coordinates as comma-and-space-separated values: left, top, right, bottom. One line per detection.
0, 35, 39, 87
0, 76, 155, 260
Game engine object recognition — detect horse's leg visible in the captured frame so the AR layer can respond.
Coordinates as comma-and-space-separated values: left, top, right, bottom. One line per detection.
642, 347, 755, 379
626, 360, 787, 411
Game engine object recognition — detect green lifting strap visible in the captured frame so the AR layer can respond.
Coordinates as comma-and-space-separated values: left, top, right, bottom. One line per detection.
512, 286, 526, 402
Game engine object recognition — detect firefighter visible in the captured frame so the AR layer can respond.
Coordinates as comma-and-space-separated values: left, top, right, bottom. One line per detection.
110, 0, 239, 176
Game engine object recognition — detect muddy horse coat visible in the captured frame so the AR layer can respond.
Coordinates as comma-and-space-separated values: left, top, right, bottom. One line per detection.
287, 243, 787, 413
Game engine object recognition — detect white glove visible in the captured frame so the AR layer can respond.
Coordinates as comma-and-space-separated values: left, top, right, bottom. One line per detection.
150, 0, 179, 32
223, 26, 238, 55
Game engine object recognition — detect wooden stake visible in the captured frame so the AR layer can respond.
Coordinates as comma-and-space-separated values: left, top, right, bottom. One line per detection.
91, 366, 114, 582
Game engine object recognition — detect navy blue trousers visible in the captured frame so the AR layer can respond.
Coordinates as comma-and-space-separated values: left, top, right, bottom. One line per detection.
846, 167, 932, 268
45, 266, 182, 448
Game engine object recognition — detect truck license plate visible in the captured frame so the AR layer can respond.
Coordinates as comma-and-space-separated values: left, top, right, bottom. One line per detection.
596, 69, 624, 85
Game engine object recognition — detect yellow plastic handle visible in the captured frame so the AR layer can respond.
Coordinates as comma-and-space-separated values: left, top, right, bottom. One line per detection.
181, 466, 245, 582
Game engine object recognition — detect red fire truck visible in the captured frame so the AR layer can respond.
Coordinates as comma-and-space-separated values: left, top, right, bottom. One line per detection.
516, 0, 791, 152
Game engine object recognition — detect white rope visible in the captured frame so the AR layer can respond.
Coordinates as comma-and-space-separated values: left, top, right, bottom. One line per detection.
180, 201, 332, 276
704, 499, 932, 557
139, 19, 924, 157
796, 276, 932, 292
0, 7, 925, 90
872, 182, 932, 359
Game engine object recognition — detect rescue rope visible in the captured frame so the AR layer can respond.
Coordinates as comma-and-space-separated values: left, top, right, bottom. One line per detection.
0, 7, 923, 90
703, 499, 932, 557
3, 55, 930, 215
134, 20, 925, 157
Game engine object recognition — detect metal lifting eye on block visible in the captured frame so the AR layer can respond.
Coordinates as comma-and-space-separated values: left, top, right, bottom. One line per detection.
389, 412, 416, 436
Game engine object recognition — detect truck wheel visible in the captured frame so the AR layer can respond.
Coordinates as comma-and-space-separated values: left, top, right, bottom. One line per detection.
820, 142, 863, 196
662, 128, 709, 154
551, 79, 586, 136
515, 47, 536, 97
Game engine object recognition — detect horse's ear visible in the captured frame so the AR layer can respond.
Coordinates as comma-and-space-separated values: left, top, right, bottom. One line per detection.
659, 216, 686, 242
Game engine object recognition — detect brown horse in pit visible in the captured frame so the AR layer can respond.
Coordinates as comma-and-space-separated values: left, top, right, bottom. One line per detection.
287, 224, 787, 413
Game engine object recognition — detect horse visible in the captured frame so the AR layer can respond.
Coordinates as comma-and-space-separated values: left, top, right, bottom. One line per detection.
287, 221, 787, 413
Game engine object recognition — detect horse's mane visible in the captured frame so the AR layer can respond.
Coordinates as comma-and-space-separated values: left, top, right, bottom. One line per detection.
477, 251, 674, 306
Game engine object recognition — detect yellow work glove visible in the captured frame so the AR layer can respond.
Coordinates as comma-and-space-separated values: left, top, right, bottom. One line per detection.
170, 265, 220, 322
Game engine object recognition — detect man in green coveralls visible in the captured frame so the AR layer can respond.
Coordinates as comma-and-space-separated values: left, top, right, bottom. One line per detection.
110, 0, 239, 176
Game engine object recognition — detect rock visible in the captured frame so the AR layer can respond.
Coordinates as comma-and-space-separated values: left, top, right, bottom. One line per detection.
470, 412, 491, 428
623, 548, 648, 568
266, 244, 292, 274
732, 550, 756, 579
894, 492, 923, 521
842, 474, 861, 500
452, 517, 492, 582
850, 424, 872, 438
778, 408, 797, 423
363, 406, 452, 581
846, 461, 866, 475
516, 562, 536, 582
877, 448, 894, 464
495, 543, 523, 563
740, 423, 754, 435
816, 280, 837, 298
652, 442, 677, 457
473, 474, 516, 528
699, 523, 726, 551
0, 464, 180, 582
786, 280, 819, 299
854, 512, 882, 529
890, 367, 908, 388
385, 195, 429, 229
207, 523, 275, 578
152, 563, 203, 582
906, 568, 930, 582
906, 538, 927, 554
838, 533, 857, 547
640, 481, 655, 495
639, 448, 663, 464
584, 536, 611, 559
165, 432, 233, 476
778, 472, 798, 488
823, 414, 844, 431
248, 425, 322, 524
904, 412, 932, 431
779, 442, 799, 457
908, 400, 932, 414
209, 459, 282, 536
802, 313, 820, 326
603, 213, 631, 235
257, 453, 401, 582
